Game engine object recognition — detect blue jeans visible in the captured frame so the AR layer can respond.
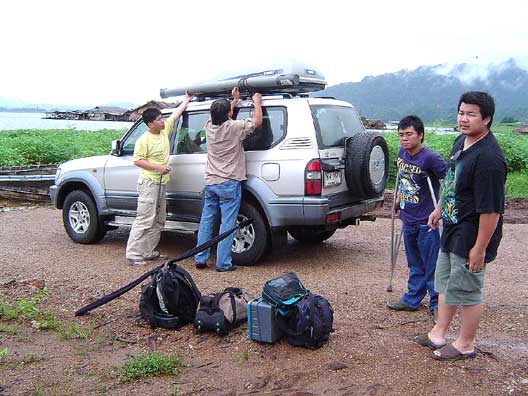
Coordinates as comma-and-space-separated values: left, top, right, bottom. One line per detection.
400, 224, 440, 311
194, 180, 241, 269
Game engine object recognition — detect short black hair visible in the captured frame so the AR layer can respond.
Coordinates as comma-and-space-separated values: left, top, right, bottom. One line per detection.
398, 115, 425, 143
458, 91, 495, 128
210, 99, 230, 126
142, 108, 162, 126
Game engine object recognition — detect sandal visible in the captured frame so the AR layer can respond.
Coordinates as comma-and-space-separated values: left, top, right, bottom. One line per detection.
432, 343, 477, 361
414, 334, 446, 350
145, 251, 169, 261
128, 258, 148, 267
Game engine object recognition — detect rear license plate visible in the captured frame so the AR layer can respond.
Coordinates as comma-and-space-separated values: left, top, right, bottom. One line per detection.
324, 171, 342, 187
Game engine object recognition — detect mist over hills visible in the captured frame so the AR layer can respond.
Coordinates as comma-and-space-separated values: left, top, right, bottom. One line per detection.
320, 58, 528, 123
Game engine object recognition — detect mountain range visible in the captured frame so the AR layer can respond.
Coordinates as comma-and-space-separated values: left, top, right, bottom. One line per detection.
319, 58, 528, 123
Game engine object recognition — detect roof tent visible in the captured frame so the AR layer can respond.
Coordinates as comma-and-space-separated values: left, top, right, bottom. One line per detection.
160, 66, 327, 99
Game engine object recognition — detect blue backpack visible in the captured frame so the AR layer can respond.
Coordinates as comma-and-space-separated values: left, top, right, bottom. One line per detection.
281, 292, 334, 349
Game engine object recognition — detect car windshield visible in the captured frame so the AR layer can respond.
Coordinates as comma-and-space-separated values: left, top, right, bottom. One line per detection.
311, 105, 364, 147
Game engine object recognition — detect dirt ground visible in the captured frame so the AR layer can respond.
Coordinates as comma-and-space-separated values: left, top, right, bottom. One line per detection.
1, 201, 527, 396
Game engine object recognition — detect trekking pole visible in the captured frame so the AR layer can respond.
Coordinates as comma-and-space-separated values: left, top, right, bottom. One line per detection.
422, 170, 442, 234
156, 174, 163, 215
387, 170, 402, 292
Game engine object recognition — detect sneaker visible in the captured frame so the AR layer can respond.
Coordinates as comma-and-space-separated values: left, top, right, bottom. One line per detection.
386, 300, 418, 311
195, 262, 207, 269
216, 265, 237, 272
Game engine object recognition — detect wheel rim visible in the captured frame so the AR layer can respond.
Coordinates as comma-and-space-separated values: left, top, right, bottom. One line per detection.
232, 213, 255, 254
68, 201, 90, 234
369, 145, 386, 186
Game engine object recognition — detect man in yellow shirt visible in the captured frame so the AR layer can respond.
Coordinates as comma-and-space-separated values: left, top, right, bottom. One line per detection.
126, 92, 192, 266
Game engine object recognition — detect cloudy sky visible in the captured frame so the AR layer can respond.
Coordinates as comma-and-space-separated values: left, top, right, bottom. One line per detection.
2, 0, 527, 106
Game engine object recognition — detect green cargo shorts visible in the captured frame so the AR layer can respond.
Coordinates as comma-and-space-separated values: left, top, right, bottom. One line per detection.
434, 251, 486, 305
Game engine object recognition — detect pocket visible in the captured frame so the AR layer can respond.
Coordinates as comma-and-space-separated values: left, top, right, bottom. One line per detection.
449, 264, 485, 293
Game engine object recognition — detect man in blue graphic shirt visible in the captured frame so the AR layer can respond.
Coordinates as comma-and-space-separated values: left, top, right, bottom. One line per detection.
387, 115, 447, 318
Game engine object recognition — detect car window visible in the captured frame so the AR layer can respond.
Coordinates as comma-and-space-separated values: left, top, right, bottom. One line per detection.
311, 105, 364, 148
120, 114, 179, 155
174, 111, 210, 154
237, 107, 286, 151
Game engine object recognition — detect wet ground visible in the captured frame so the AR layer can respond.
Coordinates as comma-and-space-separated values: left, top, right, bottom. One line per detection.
1, 205, 527, 395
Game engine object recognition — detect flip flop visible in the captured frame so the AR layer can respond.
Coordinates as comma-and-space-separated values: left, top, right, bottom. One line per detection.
433, 343, 477, 361
414, 334, 446, 350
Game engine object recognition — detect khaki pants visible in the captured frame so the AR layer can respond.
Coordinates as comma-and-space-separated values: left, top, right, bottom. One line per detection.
126, 176, 166, 260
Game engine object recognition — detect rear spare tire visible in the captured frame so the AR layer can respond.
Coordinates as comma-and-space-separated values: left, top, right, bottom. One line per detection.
344, 132, 388, 198
288, 226, 336, 244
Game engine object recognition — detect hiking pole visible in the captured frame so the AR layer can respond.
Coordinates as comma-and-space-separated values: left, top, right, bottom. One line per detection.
156, 173, 163, 214
387, 170, 402, 292
75, 218, 254, 316
421, 170, 442, 234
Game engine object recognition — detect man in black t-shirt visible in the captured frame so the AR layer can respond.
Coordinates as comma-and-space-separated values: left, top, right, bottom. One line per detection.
414, 92, 506, 361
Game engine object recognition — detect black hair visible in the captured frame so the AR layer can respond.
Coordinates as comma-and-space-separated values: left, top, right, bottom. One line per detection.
398, 115, 425, 143
458, 91, 495, 128
210, 99, 231, 126
142, 108, 162, 126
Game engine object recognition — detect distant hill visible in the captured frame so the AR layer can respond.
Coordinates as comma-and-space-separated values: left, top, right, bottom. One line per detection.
0, 99, 140, 112
319, 58, 528, 123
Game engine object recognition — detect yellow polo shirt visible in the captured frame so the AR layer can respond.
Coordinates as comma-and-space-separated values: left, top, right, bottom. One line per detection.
133, 118, 175, 184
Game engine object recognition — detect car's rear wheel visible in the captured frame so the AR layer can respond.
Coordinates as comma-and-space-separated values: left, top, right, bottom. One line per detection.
232, 201, 269, 266
63, 190, 106, 244
288, 226, 336, 244
344, 132, 389, 198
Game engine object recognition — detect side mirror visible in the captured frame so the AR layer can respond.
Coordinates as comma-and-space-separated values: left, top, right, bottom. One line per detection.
111, 140, 121, 156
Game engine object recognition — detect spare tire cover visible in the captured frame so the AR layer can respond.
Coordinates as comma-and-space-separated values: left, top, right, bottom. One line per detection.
344, 132, 388, 198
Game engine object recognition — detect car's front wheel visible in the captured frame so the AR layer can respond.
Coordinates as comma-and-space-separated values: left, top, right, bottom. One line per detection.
63, 190, 106, 244
232, 201, 269, 266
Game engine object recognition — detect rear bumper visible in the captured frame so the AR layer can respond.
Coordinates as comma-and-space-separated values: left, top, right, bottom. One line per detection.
265, 195, 384, 227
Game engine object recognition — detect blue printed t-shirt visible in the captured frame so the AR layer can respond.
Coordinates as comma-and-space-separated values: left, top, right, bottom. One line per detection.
440, 132, 506, 263
397, 146, 447, 226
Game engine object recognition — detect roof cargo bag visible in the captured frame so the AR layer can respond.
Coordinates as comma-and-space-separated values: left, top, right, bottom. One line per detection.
160, 66, 326, 98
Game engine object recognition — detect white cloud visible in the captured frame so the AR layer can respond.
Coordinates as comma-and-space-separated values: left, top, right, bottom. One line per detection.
1, 0, 527, 106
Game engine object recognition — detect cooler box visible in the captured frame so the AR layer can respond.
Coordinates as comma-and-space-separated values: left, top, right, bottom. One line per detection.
247, 296, 283, 343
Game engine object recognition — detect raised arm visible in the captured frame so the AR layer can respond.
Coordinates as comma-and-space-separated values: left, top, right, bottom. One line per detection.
251, 92, 263, 129
168, 91, 193, 122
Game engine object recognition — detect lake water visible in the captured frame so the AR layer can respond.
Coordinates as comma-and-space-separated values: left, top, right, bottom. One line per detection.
0, 112, 133, 131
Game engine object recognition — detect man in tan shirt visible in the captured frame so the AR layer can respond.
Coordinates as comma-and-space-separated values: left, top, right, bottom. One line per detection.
194, 87, 262, 271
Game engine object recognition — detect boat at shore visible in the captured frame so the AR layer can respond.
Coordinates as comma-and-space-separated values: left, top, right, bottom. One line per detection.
0, 164, 57, 201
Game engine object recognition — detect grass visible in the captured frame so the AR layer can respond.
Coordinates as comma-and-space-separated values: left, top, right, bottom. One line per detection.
0, 129, 124, 166
119, 352, 180, 382
0, 289, 59, 330
0, 323, 19, 335
57, 322, 94, 340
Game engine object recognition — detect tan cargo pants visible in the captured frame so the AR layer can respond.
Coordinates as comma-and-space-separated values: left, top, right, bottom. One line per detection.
126, 176, 166, 260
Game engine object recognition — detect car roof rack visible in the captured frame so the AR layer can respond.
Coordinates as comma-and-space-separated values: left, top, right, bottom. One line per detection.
160, 66, 326, 99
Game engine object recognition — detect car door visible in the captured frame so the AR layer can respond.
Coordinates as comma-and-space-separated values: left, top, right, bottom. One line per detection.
166, 111, 210, 222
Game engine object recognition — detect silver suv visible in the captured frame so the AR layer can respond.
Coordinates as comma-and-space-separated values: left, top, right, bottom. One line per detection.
50, 95, 388, 265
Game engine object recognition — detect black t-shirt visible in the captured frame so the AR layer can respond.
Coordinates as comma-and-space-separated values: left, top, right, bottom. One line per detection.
440, 132, 507, 262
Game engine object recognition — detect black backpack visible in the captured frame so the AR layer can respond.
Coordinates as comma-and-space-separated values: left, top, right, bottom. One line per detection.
281, 292, 334, 349
262, 272, 309, 316
139, 263, 201, 329
194, 287, 249, 335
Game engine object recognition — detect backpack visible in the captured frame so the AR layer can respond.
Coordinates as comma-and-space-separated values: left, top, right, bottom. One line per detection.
281, 292, 334, 349
262, 272, 309, 316
194, 287, 250, 335
139, 263, 201, 329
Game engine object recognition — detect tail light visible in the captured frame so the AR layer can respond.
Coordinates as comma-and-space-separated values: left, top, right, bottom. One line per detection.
305, 159, 322, 196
